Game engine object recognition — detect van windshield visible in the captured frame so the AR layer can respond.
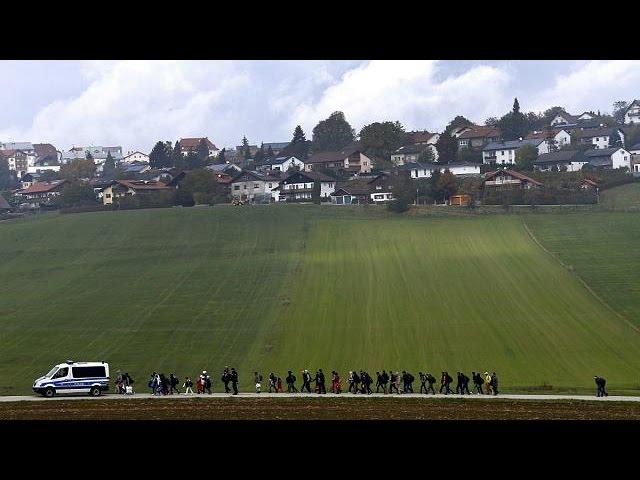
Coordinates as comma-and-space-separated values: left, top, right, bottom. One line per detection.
45, 367, 58, 378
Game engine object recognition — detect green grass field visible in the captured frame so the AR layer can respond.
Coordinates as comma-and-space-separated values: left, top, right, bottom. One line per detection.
1, 206, 639, 395
600, 182, 640, 210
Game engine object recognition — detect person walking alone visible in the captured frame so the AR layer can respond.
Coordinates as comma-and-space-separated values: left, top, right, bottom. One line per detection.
594, 376, 608, 397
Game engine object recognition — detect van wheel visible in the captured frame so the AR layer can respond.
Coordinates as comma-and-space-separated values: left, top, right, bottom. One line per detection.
89, 386, 101, 397
43, 387, 55, 398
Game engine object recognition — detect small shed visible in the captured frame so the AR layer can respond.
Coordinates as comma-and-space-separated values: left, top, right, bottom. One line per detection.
449, 194, 471, 206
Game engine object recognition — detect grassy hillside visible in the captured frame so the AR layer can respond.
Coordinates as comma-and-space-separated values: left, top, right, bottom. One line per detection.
1, 206, 639, 394
525, 212, 640, 327
600, 182, 640, 210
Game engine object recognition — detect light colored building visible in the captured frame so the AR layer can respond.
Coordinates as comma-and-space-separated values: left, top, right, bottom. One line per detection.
624, 100, 640, 124
391, 144, 438, 165
574, 127, 626, 150
482, 139, 545, 165
533, 150, 587, 172
257, 156, 305, 172
483, 169, 542, 189
230, 170, 282, 203
584, 147, 632, 170
525, 129, 571, 153
101, 180, 173, 205
458, 126, 502, 149
399, 161, 480, 179
122, 151, 150, 164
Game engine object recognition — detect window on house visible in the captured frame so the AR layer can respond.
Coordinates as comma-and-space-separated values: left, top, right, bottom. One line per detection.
254, 183, 259, 189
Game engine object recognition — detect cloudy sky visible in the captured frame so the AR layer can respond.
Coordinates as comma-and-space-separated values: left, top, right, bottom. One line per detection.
1, 60, 639, 154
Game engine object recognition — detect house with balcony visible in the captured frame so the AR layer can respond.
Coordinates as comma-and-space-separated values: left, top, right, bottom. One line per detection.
574, 127, 626, 149
100, 179, 173, 205
304, 142, 372, 174
275, 171, 336, 202
482, 139, 546, 165
398, 161, 481, 179
483, 169, 542, 190
330, 173, 394, 204
457, 126, 502, 150
16, 179, 68, 207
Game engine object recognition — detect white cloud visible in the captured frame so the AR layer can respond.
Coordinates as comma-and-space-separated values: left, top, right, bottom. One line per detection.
532, 60, 640, 114
291, 60, 513, 134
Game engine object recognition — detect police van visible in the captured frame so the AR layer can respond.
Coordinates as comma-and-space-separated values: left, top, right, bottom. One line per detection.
33, 361, 110, 398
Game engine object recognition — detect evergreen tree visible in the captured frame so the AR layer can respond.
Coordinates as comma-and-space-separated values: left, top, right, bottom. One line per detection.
513, 98, 520, 114
102, 152, 116, 179
287, 125, 310, 159
149, 141, 172, 169
215, 148, 226, 165
241, 136, 251, 160
514, 144, 538, 171
0, 156, 13, 189
311, 111, 355, 152
197, 139, 210, 163
266, 145, 275, 159
417, 147, 435, 164
254, 143, 265, 165
609, 129, 623, 148
435, 132, 458, 164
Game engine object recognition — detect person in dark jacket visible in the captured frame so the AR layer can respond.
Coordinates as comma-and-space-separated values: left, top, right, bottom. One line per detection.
230, 368, 239, 395
425, 373, 436, 394
351, 370, 361, 394
286, 370, 298, 393
361, 371, 373, 394
460, 372, 471, 395
222, 366, 231, 394
455, 372, 463, 394
403, 371, 414, 393
315, 369, 326, 394
419, 372, 428, 394
389, 370, 400, 394
440, 371, 453, 394
490, 372, 499, 395
169, 373, 180, 394
301, 370, 312, 393
375, 372, 383, 393
472, 372, 483, 394
380, 370, 389, 394
594, 376, 608, 397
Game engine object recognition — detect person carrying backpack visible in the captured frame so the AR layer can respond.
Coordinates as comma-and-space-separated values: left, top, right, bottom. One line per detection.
472, 372, 483, 394
362, 371, 372, 395
381, 370, 389, 394
460, 372, 471, 395
315, 369, 326, 394
230, 368, 239, 395
455, 372, 463, 394
490, 372, 499, 396
202, 371, 212, 394
169, 373, 180, 394
389, 371, 400, 394
594, 376, 608, 397
268, 373, 278, 393
286, 371, 297, 393
351, 371, 361, 394
419, 372, 428, 394
375, 372, 383, 393
405, 372, 415, 393
222, 367, 231, 394
425, 373, 436, 394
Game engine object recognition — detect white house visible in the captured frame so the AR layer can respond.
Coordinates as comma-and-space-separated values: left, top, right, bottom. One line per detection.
550, 112, 578, 126
575, 127, 625, 150
230, 170, 282, 203
624, 100, 640, 124
391, 144, 439, 165
482, 139, 545, 165
400, 161, 480, 179
275, 171, 336, 202
584, 147, 632, 170
533, 150, 587, 172
178, 137, 219, 157
257, 156, 305, 172
525, 129, 571, 153
122, 151, 150, 164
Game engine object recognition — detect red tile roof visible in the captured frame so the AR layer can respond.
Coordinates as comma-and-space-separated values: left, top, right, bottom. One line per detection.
179, 137, 217, 150
458, 125, 501, 140
20, 180, 67, 194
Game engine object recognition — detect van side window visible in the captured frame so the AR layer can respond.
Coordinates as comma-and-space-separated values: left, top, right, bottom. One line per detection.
72, 366, 106, 378
52, 367, 68, 379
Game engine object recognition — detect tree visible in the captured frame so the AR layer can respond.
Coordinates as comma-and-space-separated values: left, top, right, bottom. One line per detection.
612, 101, 629, 124
102, 152, 116, 179
311, 180, 321, 205
215, 148, 227, 165
56, 181, 98, 208
311, 111, 355, 152
456, 147, 483, 164
514, 144, 538, 171
241, 136, 251, 160
197, 139, 210, 163
387, 172, 414, 213
60, 158, 96, 180
254, 143, 265, 165
485, 117, 499, 126
496, 98, 531, 140
417, 147, 435, 164
266, 145, 275, 159
445, 116, 473, 134
359, 121, 406, 161
39, 170, 60, 182
286, 125, 310, 159
609, 129, 623, 148
177, 168, 223, 205
434, 169, 458, 202
0, 156, 14, 189
149, 141, 173, 169
435, 132, 458, 164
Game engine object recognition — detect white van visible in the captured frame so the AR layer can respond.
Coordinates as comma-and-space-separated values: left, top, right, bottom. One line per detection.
33, 361, 110, 398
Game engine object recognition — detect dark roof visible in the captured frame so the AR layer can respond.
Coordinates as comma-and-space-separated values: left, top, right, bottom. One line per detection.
397, 161, 438, 170
0, 193, 10, 209
306, 142, 364, 164
405, 131, 436, 144
330, 174, 388, 196
574, 127, 618, 139
584, 147, 626, 157
534, 150, 584, 164
231, 170, 283, 183
458, 125, 501, 140
484, 139, 543, 152
484, 169, 543, 186
552, 111, 578, 124
112, 180, 171, 191
262, 142, 289, 150
629, 143, 640, 151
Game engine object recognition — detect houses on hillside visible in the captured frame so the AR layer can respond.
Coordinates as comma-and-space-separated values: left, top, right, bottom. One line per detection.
399, 161, 480, 179
534, 147, 632, 172
15, 180, 67, 207
624, 100, 640, 124
122, 151, 150, 164
483, 169, 542, 190
101, 180, 173, 205
275, 171, 336, 202
229, 170, 283, 203
457, 126, 502, 150
178, 138, 219, 158
330, 173, 394, 205
256, 156, 304, 173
